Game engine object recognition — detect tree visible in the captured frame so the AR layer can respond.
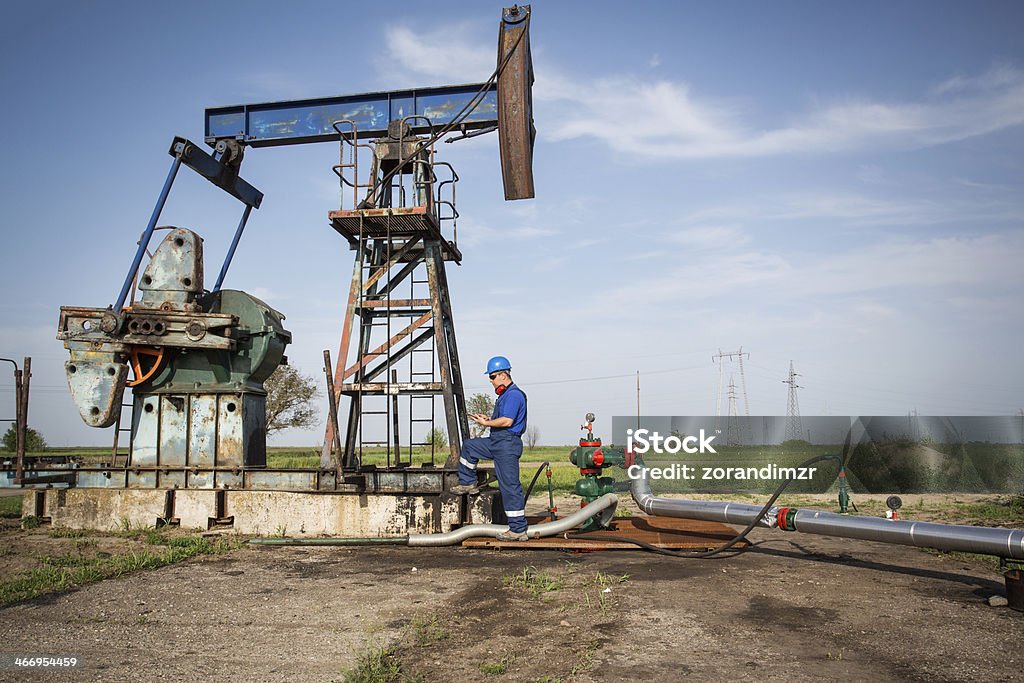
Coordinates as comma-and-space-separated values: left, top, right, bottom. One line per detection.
524, 425, 540, 451
2, 425, 46, 452
264, 365, 319, 435
426, 427, 448, 451
466, 393, 495, 438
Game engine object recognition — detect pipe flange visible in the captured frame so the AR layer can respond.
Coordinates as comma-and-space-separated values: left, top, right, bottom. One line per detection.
185, 319, 207, 341
99, 311, 120, 334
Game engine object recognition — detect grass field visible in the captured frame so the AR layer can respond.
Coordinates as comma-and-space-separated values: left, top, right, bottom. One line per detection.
6, 439, 1022, 496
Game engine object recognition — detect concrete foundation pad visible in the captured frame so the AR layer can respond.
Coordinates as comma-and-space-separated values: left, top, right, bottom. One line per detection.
23, 487, 500, 536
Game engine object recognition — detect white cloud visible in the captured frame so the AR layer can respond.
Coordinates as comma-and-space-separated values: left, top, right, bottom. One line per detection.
676, 190, 1024, 228
457, 219, 558, 247
381, 24, 494, 86
604, 231, 1024, 308
379, 21, 1024, 160
545, 66, 1024, 158
665, 225, 750, 249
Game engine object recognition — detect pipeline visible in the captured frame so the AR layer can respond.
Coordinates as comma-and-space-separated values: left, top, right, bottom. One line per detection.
409, 492, 617, 547
247, 493, 618, 547
250, 537, 407, 546
630, 468, 1024, 560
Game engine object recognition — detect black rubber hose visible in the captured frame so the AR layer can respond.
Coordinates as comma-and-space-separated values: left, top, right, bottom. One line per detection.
524, 461, 549, 500
567, 453, 843, 558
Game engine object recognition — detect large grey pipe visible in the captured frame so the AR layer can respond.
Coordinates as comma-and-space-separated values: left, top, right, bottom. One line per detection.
408, 492, 618, 547
248, 494, 618, 547
631, 469, 1024, 560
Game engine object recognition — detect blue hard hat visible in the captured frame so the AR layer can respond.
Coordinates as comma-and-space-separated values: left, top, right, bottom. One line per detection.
485, 356, 512, 375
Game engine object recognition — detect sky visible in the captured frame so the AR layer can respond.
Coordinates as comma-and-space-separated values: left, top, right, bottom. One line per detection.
0, 1, 1022, 447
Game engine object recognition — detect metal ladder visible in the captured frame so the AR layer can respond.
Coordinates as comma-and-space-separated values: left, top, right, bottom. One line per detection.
110, 389, 133, 467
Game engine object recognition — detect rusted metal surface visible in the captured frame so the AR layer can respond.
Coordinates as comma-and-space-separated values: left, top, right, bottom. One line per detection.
356, 298, 432, 308
321, 253, 363, 465
358, 329, 434, 382
390, 370, 402, 466
328, 208, 462, 263
63, 348, 127, 428
342, 312, 432, 380
362, 236, 422, 290
137, 228, 204, 310
205, 83, 499, 148
323, 349, 343, 470
13, 464, 460, 494
129, 393, 265, 471
463, 514, 750, 550
58, 306, 237, 351
497, 4, 535, 200
188, 396, 217, 467
341, 382, 443, 395
432, 245, 469, 448
425, 243, 463, 467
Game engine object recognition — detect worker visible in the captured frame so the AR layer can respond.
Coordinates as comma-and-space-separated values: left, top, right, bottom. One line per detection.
451, 356, 529, 541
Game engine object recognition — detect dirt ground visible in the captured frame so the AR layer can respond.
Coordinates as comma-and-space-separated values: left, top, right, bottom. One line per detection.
0, 493, 1021, 682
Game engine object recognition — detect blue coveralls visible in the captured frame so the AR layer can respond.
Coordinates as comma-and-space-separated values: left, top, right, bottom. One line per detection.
457, 384, 528, 533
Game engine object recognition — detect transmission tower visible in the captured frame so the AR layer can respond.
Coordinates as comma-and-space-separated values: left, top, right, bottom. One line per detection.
783, 361, 803, 442
726, 373, 742, 445
713, 347, 750, 417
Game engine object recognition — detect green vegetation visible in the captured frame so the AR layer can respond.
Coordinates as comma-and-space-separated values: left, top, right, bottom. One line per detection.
570, 640, 601, 678
340, 647, 419, 683
426, 428, 447, 451
592, 570, 630, 588
479, 652, 515, 675
409, 613, 449, 646
502, 565, 564, 598
264, 365, 319, 435
0, 496, 21, 518
1, 425, 47, 452
0, 533, 243, 607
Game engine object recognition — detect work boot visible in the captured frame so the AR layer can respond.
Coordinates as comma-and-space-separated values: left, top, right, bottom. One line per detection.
449, 483, 478, 495
495, 529, 529, 542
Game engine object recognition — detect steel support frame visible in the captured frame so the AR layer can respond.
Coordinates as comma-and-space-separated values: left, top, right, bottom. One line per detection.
205, 83, 499, 148
321, 237, 467, 470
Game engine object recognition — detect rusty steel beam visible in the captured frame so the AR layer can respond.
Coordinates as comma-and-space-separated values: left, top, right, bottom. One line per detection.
343, 312, 433, 380
497, 4, 535, 200
390, 369, 402, 466
378, 259, 422, 298
15, 359, 29, 483
360, 328, 434, 384
323, 350, 344, 470
362, 236, 422, 291
424, 244, 463, 466
432, 245, 469, 450
58, 307, 238, 351
341, 382, 444, 394
322, 252, 363, 465
356, 298, 432, 309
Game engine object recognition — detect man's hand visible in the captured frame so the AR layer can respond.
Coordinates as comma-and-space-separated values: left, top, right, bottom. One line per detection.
469, 413, 490, 426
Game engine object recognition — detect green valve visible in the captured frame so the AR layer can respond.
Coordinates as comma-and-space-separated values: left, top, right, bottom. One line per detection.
838, 466, 851, 514
569, 413, 629, 531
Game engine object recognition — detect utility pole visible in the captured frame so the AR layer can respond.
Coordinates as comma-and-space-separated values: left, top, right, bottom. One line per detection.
636, 370, 641, 432
1, 357, 31, 483
783, 360, 802, 443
